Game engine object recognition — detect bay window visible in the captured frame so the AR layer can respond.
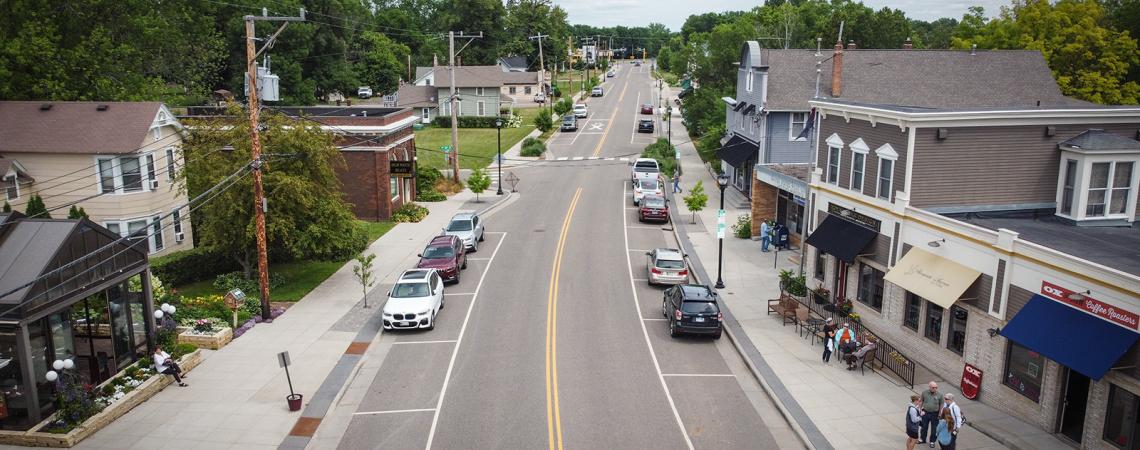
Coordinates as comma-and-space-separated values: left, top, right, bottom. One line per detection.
95, 154, 157, 194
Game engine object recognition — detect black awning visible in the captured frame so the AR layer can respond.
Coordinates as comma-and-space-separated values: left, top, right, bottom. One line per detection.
715, 135, 757, 167
741, 104, 757, 116
733, 101, 747, 112
805, 215, 877, 263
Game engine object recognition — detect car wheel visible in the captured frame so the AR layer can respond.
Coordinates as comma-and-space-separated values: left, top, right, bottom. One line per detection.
479, 231, 485, 242
472, 240, 478, 253
713, 328, 723, 340
440, 297, 445, 310
461, 256, 467, 270
662, 300, 668, 317
669, 319, 679, 338
454, 270, 461, 284
427, 312, 436, 330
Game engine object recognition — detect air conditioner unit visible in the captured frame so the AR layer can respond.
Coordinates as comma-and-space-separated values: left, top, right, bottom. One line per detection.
175, 232, 185, 243
148, 179, 159, 190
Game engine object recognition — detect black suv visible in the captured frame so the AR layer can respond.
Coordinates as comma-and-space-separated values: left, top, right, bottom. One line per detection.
637, 119, 654, 133
662, 284, 723, 339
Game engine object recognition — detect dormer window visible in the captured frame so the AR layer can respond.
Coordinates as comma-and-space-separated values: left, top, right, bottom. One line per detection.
1055, 130, 1140, 222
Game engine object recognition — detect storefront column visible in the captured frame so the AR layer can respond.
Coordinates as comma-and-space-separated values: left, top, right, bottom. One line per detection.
751, 179, 777, 237
142, 269, 156, 354
16, 325, 39, 425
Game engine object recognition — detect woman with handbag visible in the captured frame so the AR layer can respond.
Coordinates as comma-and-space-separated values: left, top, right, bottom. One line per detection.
906, 395, 922, 450
936, 408, 956, 449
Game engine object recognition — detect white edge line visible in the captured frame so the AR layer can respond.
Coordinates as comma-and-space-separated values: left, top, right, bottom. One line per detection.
466, 257, 493, 261
627, 249, 653, 253
631, 90, 641, 144
643, 318, 668, 321
621, 182, 696, 450
632, 278, 649, 281
392, 340, 458, 345
661, 374, 736, 377
354, 408, 436, 416
425, 232, 507, 449
444, 292, 477, 295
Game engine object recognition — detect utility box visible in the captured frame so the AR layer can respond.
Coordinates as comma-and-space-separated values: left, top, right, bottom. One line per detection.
244, 65, 280, 102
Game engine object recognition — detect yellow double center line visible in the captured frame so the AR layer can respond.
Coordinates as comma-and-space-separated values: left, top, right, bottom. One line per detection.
590, 74, 633, 158
546, 187, 582, 450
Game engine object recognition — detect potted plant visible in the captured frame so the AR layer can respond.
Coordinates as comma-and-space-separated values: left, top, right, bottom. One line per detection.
837, 298, 854, 316
778, 269, 807, 300
813, 283, 831, 305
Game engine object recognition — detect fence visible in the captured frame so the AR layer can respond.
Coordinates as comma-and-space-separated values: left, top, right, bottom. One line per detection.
792, 288, 916, 388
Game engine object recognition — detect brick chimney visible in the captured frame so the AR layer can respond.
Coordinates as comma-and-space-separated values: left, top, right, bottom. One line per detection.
903, 37, 913, 49
831, 40, 844, 98
433, 54, 438, 67
847, 40, 857, 50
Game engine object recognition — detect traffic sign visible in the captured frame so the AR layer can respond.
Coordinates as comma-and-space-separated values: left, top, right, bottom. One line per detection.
440, 145, 451, 153
716, 209, 726, 239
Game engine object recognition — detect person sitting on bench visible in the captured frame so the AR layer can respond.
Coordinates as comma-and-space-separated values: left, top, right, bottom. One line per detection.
154, 346, 188, 387
846, 339, 877, 370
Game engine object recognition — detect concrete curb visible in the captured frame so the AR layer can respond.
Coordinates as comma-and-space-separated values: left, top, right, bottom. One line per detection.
665, 193, 831, 450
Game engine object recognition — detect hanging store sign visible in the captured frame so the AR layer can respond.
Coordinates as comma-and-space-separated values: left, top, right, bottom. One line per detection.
1040, 281, 1139, 330
827, 204, 880, 232
389, 161, 414, 178
961, 363, 983, 400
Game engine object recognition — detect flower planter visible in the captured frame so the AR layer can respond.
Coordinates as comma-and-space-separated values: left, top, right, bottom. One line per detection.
178, 327, 233, 350
0, 350, 202, 448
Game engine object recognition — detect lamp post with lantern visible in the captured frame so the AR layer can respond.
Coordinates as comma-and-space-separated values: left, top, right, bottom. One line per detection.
495, 118, 504, 195
715, 174, 730, 289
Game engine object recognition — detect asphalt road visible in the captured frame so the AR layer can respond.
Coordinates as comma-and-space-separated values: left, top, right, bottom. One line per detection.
337, 62, 790, 450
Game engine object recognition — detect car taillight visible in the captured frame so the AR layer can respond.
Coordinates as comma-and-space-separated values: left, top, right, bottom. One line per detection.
651, 267, 662, 274
678, 269, 688, 277
717, 312, 724, 322
674, 309, 682, 320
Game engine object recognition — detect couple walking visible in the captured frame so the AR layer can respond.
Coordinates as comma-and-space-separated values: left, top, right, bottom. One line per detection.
906, 382, 964, 450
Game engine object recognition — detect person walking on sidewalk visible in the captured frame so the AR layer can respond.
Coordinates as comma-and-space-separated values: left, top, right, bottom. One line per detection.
760, 220, 771, 252
906, 395, 923, 450
919, 382, 941, 447
821, 318, 836, 363
672, 173, 682, 193
941, 393, 963, 450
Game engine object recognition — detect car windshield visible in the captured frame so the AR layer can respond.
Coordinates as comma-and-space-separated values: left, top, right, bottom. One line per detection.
640, 179, 659, 190
635, 163, 657, 172
656, 259, 684, 269
447, 220, 472, 231
574, 105, 586, 109
423, 246, 455, 259
643, 198, 666, 208
392, 282, 430, 298
681, 301, 718, 314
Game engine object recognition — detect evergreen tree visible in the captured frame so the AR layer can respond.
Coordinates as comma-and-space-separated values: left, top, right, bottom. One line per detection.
2, 202, 10, 213
24, 194, 49, 218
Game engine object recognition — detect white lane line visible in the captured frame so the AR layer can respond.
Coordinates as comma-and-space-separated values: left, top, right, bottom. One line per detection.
643, 318, 668, 322
588, 156, 600, 160
425, 232, 508, 449
392, 340, 458, 345
627, 226, 666, 230
557, 157, 568, 161
632, 278, 649, 281
354, 408, 436, 416
570, 112, 594, 146
619, 157, 629, 162
630, 90, 641, 144
444, 292, 477, 296
465, 257, 492, 261
605, 157, 614, 161
572, 156, 584, 161
661, 374, 736, 378
627, 249, 652, 252
621, 182, 695, 450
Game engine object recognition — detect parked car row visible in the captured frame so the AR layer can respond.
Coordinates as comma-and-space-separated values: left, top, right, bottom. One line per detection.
382, 212, 486, 331
642, 249, 723, 339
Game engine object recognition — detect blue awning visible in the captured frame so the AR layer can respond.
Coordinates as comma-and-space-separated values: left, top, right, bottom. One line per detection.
1001, 295, 1139, 380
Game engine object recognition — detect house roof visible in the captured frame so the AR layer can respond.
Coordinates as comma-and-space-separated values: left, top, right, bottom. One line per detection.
0, 101, 169, 154
499, 56, 528, 70
415, 66, 538, 88
397, 85, 439, 107
759, 48, 1081, 111
0, 158, 34, 182
1059, 129, 1140, 153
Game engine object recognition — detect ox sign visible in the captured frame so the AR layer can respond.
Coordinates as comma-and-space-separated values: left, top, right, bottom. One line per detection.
961, 363, 983, 400
1041, 281, 1139, 330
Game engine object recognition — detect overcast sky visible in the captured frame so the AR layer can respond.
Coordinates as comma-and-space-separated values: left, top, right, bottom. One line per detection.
557, 0, 1010, 31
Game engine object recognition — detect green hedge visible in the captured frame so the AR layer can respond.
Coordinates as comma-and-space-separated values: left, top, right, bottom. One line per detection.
521, 137, 546, 157
431, 116, 503, 128
151, 247, 241, 287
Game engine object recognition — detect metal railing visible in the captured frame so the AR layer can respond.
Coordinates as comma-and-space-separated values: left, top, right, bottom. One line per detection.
790, 289, 916, 388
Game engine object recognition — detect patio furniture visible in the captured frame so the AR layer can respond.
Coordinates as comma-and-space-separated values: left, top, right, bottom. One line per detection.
773, 296, 798, 326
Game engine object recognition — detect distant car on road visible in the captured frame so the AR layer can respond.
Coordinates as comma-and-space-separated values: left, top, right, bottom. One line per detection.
630, 158, 660, 182
646, 248, 688, 284
357, 86, 372, 98
607, 70, 616, 78
633, 177, 663, 206
573, 103, 588, 118
560, 114, 578, 131
637, 119, 655, 133
638, 195, 669, 224
534, 92, 546, 103
640, 104, 654, 115
416, 235, 466, 283
634, 61, 641, 67
662, 284, 723, 339
591, 86, 604, 97
383, 269, 445, 331
443, 212, 485, 252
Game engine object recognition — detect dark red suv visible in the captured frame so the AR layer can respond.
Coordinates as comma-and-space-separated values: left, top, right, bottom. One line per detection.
417, 236, 466, 283
639, 195, 669, 222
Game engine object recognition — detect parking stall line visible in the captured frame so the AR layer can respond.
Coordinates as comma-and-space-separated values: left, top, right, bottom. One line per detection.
627, 226, 666, 231
643, 318, 668, 322
391, 340, 458, 346
660, 374, 736, 378
354, 408, 436, 416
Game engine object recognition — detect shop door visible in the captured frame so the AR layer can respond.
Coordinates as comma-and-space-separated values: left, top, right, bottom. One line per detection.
1058, 368, 1090, 443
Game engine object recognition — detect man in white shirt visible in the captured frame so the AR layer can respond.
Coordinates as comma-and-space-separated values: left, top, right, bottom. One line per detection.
154, 346, 188, 387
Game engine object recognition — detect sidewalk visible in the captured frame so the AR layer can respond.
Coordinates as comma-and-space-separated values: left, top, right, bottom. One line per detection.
69, 191, 476, 449
665, 96, 1066, 450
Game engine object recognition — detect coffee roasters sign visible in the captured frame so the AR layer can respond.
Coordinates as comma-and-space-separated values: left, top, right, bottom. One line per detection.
961, 363, 983, 400
1040, 281, 1139, 330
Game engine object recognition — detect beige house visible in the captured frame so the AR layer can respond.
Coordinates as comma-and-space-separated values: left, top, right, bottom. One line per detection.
0, 101, 194, 256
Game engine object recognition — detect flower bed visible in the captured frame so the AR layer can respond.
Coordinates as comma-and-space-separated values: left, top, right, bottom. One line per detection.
234, 306, 286, 338
0, 349, 202, 447
178, 323, 233, 350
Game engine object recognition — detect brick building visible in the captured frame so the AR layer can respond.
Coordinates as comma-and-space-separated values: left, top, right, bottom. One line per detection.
802, 99, 1140, 448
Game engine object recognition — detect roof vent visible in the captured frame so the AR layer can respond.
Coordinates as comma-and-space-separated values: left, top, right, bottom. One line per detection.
39, 104, 52, 111
96, 104, 109, 111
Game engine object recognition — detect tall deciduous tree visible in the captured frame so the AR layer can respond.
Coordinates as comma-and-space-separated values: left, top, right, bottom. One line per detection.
353, 31, 410, 96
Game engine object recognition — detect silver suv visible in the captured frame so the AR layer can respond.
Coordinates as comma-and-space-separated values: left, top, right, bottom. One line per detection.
442, 212, 485, 252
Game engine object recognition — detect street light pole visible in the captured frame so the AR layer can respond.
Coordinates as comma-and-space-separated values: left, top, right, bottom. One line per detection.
495, 118, 504, 195
715, 174, 730, 289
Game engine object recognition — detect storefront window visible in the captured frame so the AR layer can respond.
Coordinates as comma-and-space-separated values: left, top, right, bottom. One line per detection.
127, 275, 149, 357
947, 306, 968, 355
904, 292, 922, 331
857, 264, 884, 311
0, 327, 28, 430
1004, 342, 1045, 402
814, 250, 826, 281
1104, 385, 1140, 449
925, 303, 943, 343
107, 284, 131, 370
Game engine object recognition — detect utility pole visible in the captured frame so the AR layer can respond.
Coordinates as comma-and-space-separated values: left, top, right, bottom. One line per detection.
448, 30, 483, 182
244, 7, 305, 321
529, 34, 548, 95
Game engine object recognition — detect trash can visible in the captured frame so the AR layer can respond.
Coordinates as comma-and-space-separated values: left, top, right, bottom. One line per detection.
287, 394, 303, 412
776, 224, 789, 250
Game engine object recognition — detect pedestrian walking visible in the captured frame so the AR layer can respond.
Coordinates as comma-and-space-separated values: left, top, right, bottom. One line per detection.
906, 395, 923, 450
919, 382, 941, 447
760, 220, 771, 252
672, 173, 682, 193
941, 393, 963, 450
821, 318, 835, 363
936, 408, 956, 449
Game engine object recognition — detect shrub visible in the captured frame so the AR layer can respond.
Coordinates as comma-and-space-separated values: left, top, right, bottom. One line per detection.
171, 343, 197, 360
416, 166, 442, 195
431, 116, 505, 128
212, 271, 285, 295
434, 178, 464, 194
641, 138, 677, 177
520, 137, 546, 157
151, 247, 242, 287
392, 203, 430, 223
732, 214, 751, 239
553, 98, 573, 116
779, 269, 808, 297
534, 112, 553, 132
417, 190, 446, 202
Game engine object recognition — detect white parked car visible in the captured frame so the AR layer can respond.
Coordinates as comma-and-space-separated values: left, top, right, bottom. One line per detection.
573, 103, 588, 118
357, 86, 372, 98
534, 92, 547, 103
383, 269, 445, 330
443, 211, 485, 252
633, 176, 664, 205
630, 158, 661, 182
646, 248, 689, 285
591, 86, 604, 97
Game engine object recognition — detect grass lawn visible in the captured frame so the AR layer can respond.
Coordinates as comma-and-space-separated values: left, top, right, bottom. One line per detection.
174, 220, 396, 302
415, 107, 541, 171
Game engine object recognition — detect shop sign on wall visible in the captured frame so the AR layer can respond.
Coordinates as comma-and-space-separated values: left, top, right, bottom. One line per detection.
1040, 281, 1139, 330
961, 363, 983, 400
